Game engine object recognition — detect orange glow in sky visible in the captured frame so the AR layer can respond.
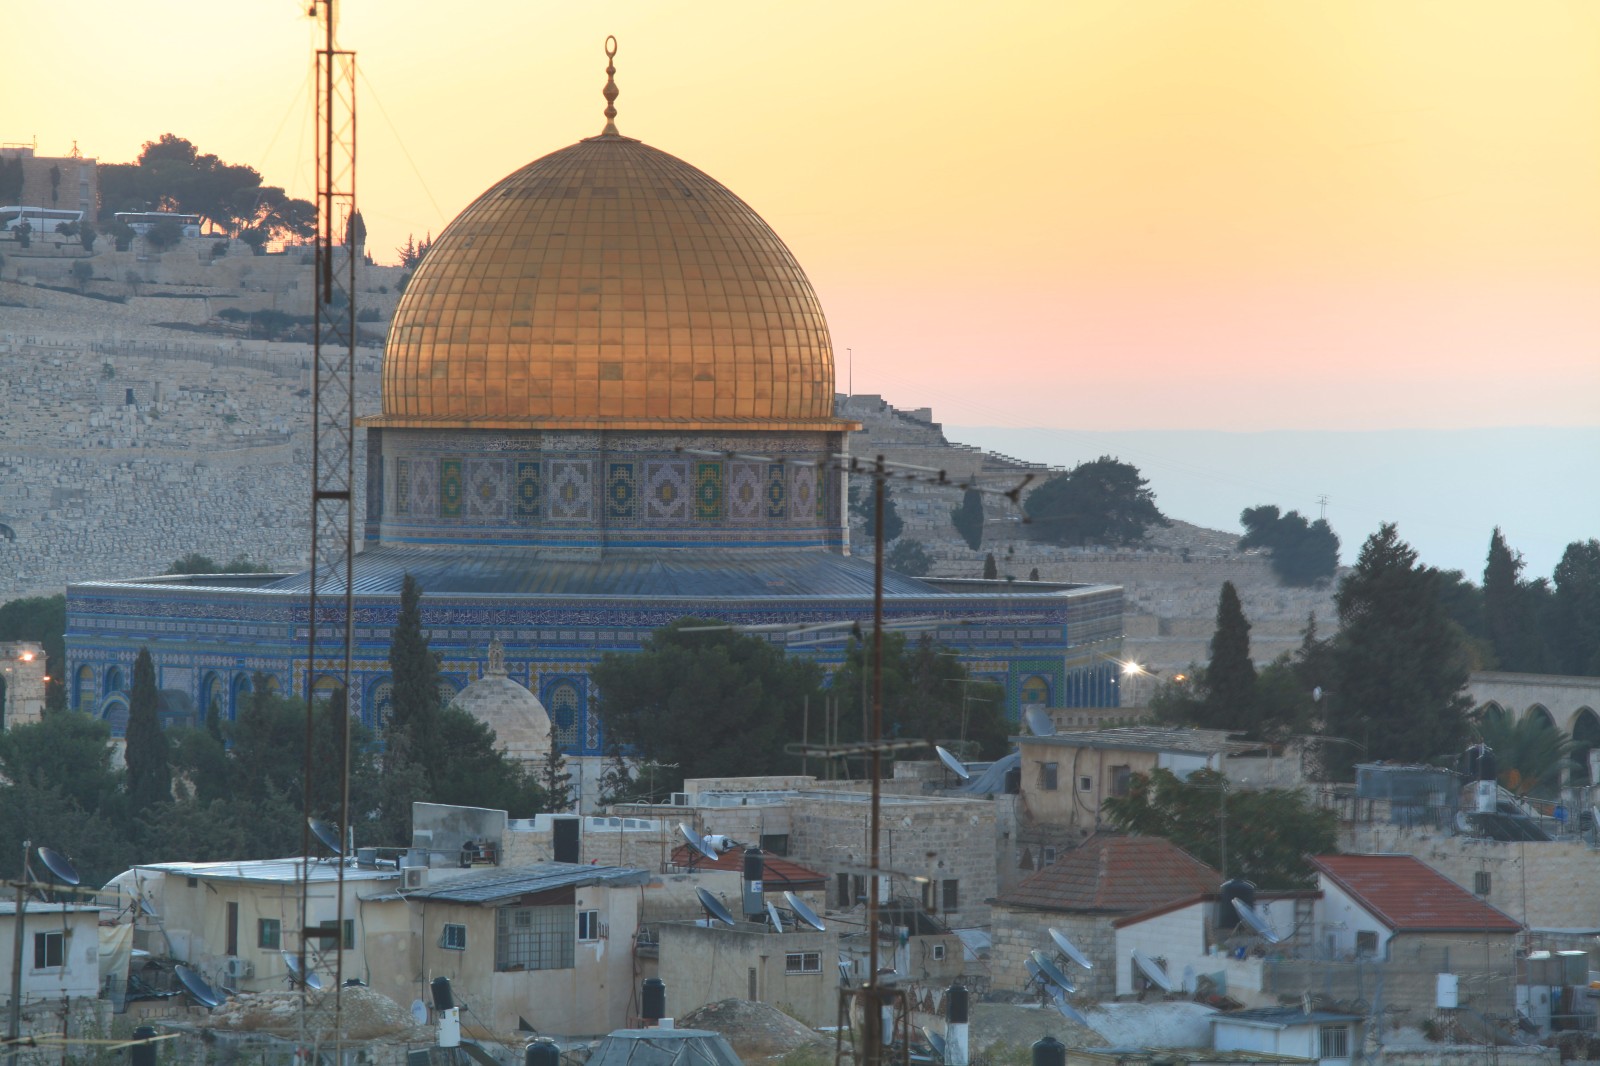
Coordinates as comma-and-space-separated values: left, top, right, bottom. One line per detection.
7, 1, 1599, 431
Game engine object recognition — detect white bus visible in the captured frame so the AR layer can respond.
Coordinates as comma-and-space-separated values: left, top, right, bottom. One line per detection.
114, 211, 203, 238
0, 206, 84, 233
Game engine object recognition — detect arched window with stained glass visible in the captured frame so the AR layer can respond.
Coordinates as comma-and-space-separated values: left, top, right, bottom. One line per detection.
544, 679, 583, 753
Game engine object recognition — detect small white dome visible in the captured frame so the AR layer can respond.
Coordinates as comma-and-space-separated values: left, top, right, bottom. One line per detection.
448, 640, 552, 763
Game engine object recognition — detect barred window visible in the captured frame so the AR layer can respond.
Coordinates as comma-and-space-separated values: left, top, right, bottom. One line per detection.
785, 952, 821, 974
496, 904, 574, 971
441, 923, 467, 950
1319, 1025, 1350, 1059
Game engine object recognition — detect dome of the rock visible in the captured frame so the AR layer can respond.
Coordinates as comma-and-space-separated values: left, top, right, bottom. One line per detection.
375, 130, 840, 430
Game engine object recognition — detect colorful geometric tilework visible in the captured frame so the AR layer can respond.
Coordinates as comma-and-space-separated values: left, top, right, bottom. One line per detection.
766, 463, 788, 519
645, 460, 690, 522
728, 462, 763, 521
395, 458, 410, 514
410, 459, 438, 516
549, 460, 594, 521
466, 459, 507, 520
694, 461, 724, 520
439, 459, 464, 519
605, 461, 637, 520
790, 464, 816, 520
514, 461, 541, 522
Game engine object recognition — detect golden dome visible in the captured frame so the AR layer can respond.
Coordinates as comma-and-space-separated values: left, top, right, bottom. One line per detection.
373, 130, 846, 431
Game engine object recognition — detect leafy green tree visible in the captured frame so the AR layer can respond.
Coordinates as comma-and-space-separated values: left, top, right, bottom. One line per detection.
70, 260, 93, 292
107, 219, 136, 251
1551, 540, 1600, 676
0, 156, 22, 203
124, 648, 171, 813
591, 618, 826, 789
1472, 708, 1572, 799
827, 633, 1010, 759
15, 221, 31, 248
886, 538, 933, 577
1239, 505, 1340, 586
165, 552, 271, 575
1102, 767, 1337, 888
850, 478, 904, 544
0, 595, 66, 710
950, 488, 985, 552
1483, 529, 1551, 673
0, 711, 133, 882
77, 221, 96, 252
983, 553, 998, 580
1200, 582, 1258, 733
143, 218, 183, 251
1025, 456, 1169, 547
1323, 524, 1472, 774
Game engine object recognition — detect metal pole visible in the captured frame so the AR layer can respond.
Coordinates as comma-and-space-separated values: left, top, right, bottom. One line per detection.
7, 841, 30, 1066
863, 456, 886, 1066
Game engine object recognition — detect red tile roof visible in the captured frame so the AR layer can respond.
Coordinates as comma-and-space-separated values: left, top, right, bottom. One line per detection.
1309, 855, 1522, 934
995, 834, 1220, 914
667, 845, 827, 890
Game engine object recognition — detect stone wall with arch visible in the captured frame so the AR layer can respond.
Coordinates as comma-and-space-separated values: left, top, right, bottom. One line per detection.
1468, 671, 1600, 785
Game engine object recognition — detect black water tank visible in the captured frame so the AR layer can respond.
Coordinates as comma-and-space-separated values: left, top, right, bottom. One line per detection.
1032, 1035, 1066, 1066
431, 976, 455, 1011
129, 1026, 157, 1066
743, 846, 764, 884
1217, 878, 1257, 929
642, 977, 666, 1021
945, 982, 969, 1024
525, 1041, 561, 1066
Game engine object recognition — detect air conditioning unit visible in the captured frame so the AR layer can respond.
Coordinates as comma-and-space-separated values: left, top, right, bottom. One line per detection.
670, 792, 689, 807
224, 956, 253, 979
402, 866, 428, 891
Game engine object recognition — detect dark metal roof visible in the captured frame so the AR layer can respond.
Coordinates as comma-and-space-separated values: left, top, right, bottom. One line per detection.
404, 862, 650, 903
1016, 726, 1263, 756
261, 546, 954, 599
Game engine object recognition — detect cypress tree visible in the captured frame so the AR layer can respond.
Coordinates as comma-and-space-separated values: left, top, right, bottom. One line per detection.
1201, 582, 1258, 733
950, 488, 985, 552
1483, 528, 1549, 673
124, 647, 171, 812
387, 574, 443, 768
982, 553, 998, 580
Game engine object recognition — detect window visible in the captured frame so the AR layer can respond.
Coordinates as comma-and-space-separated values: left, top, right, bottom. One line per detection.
496, 905, 574, 971
942, 879, 959, 912
33, 931, 64, 970
1042, 847, 1057, 866
226, 902, 239, 956
1078, 775, 1093, 793
1319, 1024, 1350, 1059
441, 924, 467, 951
931, 943, 946, 961
315, 919, 356, 950
785, 952, 822, 974
1474, 871, 1491, 896
1355, 931, 1378, 958
258, 919, 281, 950
760, 834, 790, 856
577, 909, 601, 941
1111, 765, 1132, 798
837, 872, 852, 908
1039, 762, 1059, 790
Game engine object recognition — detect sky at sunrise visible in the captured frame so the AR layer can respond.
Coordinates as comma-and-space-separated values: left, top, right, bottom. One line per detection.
7, 0, 1599, 435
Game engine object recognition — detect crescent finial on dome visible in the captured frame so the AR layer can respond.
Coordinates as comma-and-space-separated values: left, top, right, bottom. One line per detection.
601, 36, 620, 136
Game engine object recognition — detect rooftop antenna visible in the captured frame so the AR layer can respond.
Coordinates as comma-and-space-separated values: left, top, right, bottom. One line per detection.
1316, 495, 1329, 521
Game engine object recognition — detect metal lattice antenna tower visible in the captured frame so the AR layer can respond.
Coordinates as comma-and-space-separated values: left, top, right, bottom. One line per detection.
299, 0, 356, 1050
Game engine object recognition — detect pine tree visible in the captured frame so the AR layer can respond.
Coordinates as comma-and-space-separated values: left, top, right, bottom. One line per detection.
539, 746, 573, 812
124, 648, 171, 812
387, 574, 443, 769
1552, 540, 1600, 677
1483, 528, 1550, 673
1325, 524, 1472, 774
851, 477, 904, 544
1200, 582, 1258, 733
950, 488, 985, 552
982, 553, 998, 580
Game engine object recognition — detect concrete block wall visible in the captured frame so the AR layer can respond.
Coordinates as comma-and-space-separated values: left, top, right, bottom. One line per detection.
991, 908, 1115, 1000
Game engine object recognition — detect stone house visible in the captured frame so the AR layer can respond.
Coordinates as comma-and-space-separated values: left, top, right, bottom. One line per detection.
990, 834, 1220, 1000
1212, 1007, 1364, 1066
0, 901, 106, 1012
1111, 891, 1319, 1004
657, 920, 839, 1027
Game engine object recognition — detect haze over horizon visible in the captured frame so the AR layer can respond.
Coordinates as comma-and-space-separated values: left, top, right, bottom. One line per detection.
9, 1, 1599, 433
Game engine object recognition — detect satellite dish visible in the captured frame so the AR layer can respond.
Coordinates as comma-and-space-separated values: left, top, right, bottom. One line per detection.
307, 818, 343, 857
1024, 706, 1055, 737
766, 900, 785, 934
282, 951, 324, 990
705, 834, 734, 854
679, 823, 719, 863
1051, 995, 1090, 1027
1048, 927, 1093, 971
920, 1026, 947, 1061
1231, 897, 1283, 945
935, 745, 971, 782
138, 897, 159, 918
695, 887, 736, 927
1030, 949, 1076, 994
36, 847, 80, 886
784, 890, 826, 932
1024, 957, 1044, 987
1131, 949, 1173, 993
411, 999, 428, 1025
174, 964, 225, 1009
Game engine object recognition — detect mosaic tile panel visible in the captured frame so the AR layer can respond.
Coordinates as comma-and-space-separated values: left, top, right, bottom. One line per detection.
645, 460, 690, 522
409, 459, 437, 517
395, 458, 410, 514
548, 460, 594, 521
694, 462, 724, 521
728, 462, 764, 521
466, 459, 507, 520
514, 461, 542, 522
790, 464, 817, 520
766, 463, 788, 519
605, 461, 637, 521
439, 459, 464, 518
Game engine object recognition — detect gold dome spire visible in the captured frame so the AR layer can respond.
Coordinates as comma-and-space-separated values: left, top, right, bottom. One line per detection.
601, 36, 620, 137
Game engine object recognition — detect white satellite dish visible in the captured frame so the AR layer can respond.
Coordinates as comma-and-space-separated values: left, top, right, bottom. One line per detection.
935, 745, 971, 782
1023, 706, 1056, 737
1030, 949, 1076, 994
1048, 927, 1093, 971
1231, 896, 1283, 945
679, 823, 719, 863
1131, 949, 1173, 993
784, 890, 826, 932
695, 887, 736, 927
411, 999, 429, 1025
766, 900, 785, 933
